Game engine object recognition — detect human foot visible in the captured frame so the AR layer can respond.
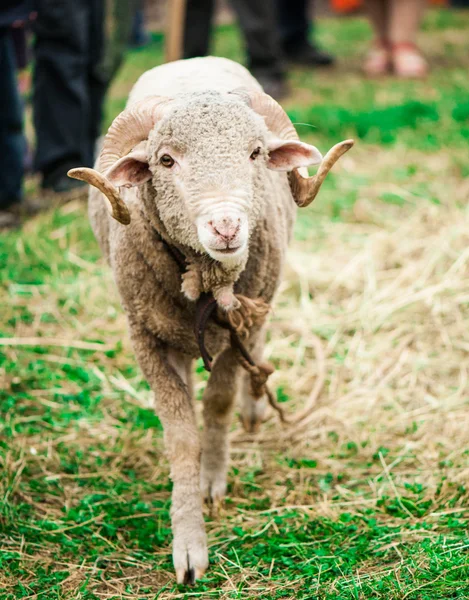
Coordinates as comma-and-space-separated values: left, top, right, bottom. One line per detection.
391, 43, 428, 79
363, 41, 391, 77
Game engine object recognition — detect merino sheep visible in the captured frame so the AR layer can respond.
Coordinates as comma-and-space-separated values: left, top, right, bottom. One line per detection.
69, 56, 353, 584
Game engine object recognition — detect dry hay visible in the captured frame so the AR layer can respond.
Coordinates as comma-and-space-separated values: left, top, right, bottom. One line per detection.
235, 187, 469, 512
4, 171, 469, 516
2, 146, 469, 598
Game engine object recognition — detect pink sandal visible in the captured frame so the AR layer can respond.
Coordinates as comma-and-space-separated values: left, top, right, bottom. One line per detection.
363, 41, 391, 77
391, 43, 428, 79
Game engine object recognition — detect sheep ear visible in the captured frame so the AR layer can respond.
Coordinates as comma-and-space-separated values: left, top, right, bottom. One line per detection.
106, 150, 151, 187
267, 139, 323, 172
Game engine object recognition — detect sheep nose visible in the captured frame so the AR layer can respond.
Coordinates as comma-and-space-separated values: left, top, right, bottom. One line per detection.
211, 218, 241, 242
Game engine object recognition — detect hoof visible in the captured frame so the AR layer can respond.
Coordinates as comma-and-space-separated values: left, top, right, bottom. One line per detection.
173, 531, 208, 585
200, 463, 227, 508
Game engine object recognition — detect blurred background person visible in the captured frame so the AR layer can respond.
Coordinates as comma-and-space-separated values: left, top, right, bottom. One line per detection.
184, 0, 287, 99
278, 0, 335, 67
0, 0, 32, 229
10, 5, 35, 174
33, 0, 134, 196
130, 0, 150, 48
184, 0, 335, 100
364, 0, 428, 78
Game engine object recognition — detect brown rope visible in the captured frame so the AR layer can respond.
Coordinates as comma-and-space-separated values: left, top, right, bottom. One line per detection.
194, 293, 218, 371
155, 232, 290, 423
194, 293, 290, 423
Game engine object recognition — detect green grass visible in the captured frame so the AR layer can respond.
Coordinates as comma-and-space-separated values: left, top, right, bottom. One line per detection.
2, 9, 469, 599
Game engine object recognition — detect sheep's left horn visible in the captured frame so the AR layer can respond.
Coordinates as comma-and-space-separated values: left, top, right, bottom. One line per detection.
289, 139, 354, 208
67, 167, 131, 225
233, 89, 354, 207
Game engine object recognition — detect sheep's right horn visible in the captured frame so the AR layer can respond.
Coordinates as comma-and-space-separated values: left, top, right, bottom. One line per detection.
289, 139, 354, 208
68, 167, 131, 225
68, 95, 172, 225
234, 89, 354, 208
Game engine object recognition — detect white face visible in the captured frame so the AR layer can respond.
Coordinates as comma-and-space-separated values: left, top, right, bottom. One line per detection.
153, 141, 264, 265
106, 96, 323, 265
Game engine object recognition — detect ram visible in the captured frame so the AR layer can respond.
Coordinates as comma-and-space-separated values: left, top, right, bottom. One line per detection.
69, 56, 352, 584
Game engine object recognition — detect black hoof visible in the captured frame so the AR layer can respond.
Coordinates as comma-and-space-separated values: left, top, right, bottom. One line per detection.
183, 567, 195, 586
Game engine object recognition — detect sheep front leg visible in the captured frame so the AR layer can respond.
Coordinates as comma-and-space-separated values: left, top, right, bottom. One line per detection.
200, 348, 241, 506
129, 325, 208, 585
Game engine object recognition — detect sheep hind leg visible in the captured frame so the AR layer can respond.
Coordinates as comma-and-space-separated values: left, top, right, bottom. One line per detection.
240, 377, 270, 433
200, 347, 241, 509
239, 329, 270, 433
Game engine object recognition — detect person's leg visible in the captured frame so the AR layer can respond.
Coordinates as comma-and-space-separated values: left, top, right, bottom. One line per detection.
277, 0, 334, 66
88, 0, 133, 167
88, 0, 134, 165
278, 0, 309, 51
363, 0, 392, 75
389, 0, 426, 44
0, 29, 24, 224
229, 0, 287, 99
130, 0, 149, 48
87, 0, 106, 167
33, 0, 91, 190
389, 0, 428, 77
230, 0, 282, 75
183, 0, 215, 58
364, 0, 389, 43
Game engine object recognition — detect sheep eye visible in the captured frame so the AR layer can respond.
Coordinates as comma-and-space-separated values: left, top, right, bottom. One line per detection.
250, 147, 261, 160
160, 154, 175, 168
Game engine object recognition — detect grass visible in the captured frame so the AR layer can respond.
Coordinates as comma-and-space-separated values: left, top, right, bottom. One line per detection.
2, 9, 469, 599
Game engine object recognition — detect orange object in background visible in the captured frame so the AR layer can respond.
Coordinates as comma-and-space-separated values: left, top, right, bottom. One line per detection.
331, 0, 362, 12
331, 0, 447, 13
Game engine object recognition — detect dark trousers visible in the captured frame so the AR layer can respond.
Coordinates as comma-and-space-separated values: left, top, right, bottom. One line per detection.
0, 29, 24, 208
277, 0, 311, 51
184, 0, 284, 76
33, 0, 106, 177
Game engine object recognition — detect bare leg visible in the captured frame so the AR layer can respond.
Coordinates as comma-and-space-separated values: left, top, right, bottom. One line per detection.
364, 0, 390, 43
389, 0, 426, 44
129, 324, 207, 585
200, 347, 241, 504
389, 0, 428, 77
363, 0, 392, 76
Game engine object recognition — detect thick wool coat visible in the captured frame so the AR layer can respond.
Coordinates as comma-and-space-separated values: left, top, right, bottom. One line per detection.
89, 57, 297, 361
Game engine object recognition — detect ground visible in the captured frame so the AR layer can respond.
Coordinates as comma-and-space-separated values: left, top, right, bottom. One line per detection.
1, 9, 469, 600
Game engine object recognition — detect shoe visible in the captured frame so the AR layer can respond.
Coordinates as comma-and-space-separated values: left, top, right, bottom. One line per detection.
254, 73, 289, 101
284, 41, 335, 67
363, 41, 391, 77
14, 195, 50, 217
391, 43, 428, 79
0, 195, 50, 230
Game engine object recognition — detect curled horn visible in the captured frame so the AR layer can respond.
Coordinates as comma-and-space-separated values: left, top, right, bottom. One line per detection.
231, 89, 354, 207
67, 167, 132, 224
288, 139, 354, 207
68, 96, 172, 224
